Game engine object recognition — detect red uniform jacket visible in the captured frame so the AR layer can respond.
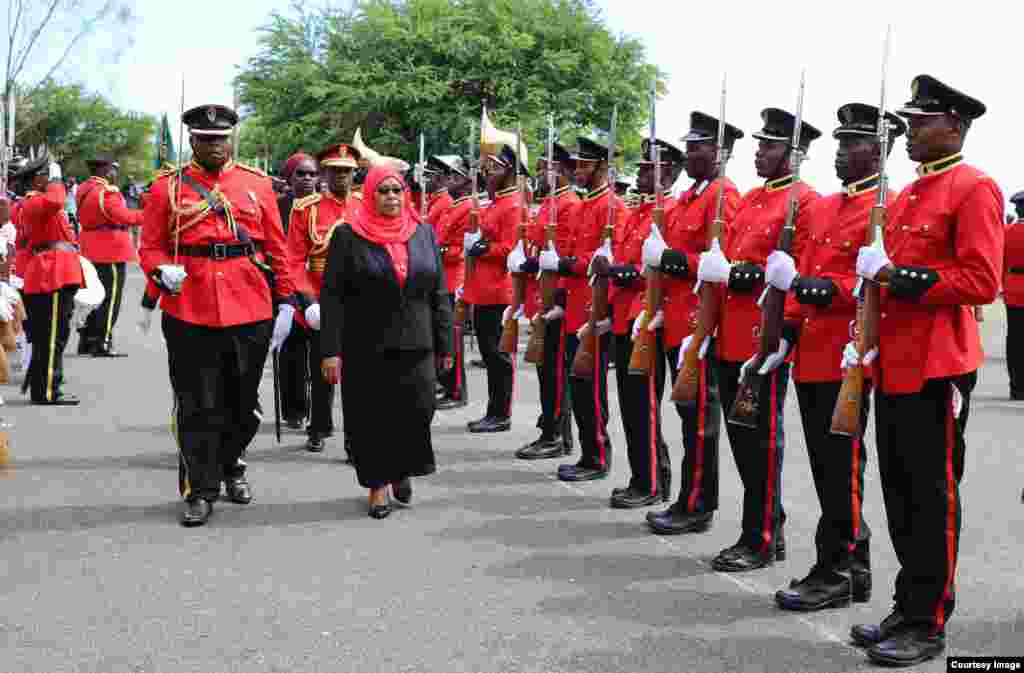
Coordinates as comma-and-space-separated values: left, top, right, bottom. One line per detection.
877, 158, 1003, 394
561, 184, 626, 335
611, 193, 678, 335
427, 190, 453, 238
11, 200, 31, 277
21, 182, 84, 294
717, 176, 820, 363
788, 181, 895, 383
527, 186, 580, 318
1003, 218, 1024, 306
77, 176, 144, 263
662, 178, 740, 349
463, 187, 519, 307
139, 161, 295, 328
437, 195, 474, 293
287, 191, 357, 329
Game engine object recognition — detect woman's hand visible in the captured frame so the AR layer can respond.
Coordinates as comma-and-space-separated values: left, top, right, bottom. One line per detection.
322, 356, 341, 384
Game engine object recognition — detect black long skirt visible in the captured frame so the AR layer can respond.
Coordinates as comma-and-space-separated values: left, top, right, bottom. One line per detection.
342, 348, 437, 488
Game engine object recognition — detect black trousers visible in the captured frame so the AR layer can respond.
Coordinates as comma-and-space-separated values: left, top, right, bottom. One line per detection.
614, 326, 669, 495
24, 286, 77, 402
719, 359, 788, 554
438, 294, 468, 402
279, 322, 310, 423
795, 381, 871, 574
307, 327, 335, 439
1006, 305, 1024, 397
569, 330, 612, 471
536, 315, 572, 445
876, 372, 975, 630
81, 261, 127, 351
163, 314, 272, 503
474, 304, 513, 419
666, 341, 722, 514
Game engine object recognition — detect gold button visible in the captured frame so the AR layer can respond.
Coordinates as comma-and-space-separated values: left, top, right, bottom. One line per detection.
815, 265, 822, 271
902, 226, 909, 231
881, 312, 887, 319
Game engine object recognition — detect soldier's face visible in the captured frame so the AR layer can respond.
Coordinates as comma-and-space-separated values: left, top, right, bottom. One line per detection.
835, 136, 879, 185
375, 177, 404, 216
324, 166, 354, 197
904, 114, 960, 163
754, 140, 789, 179
574, 160, 598, 189
290, 159, 318, 198
190, 134, 231, 170
636, 163, 654, 194
685, 141, 716, 181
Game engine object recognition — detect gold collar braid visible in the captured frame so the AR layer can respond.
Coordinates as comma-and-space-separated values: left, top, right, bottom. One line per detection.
167, 175, 238, 239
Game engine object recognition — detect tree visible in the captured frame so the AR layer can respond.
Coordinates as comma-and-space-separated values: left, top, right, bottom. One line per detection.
236, 0, 660, 172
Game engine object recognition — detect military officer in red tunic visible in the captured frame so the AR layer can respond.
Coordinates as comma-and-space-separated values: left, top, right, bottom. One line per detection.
140, 104, 296, 527
766, 103, 906, 612
696, 108, 822, 572
424, 155, 456, 237
1003, 191, 1024, 400
76, 154, 143, 357
19, 155, 84, 405
287, 143, 361, 454
847, 76, 1003, 667
644, 112, 743, 533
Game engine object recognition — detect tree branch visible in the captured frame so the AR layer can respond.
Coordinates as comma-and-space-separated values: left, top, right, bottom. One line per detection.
9, 0, 62, 86
33, 2, 116, 87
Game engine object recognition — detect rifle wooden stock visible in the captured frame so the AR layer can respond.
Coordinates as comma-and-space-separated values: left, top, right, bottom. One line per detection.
524, 222, 558, 364
498, 263, 524, 354
830, 205, 884, 436
671, 281, 720, 403
628, 206, 665, 376
572, 258, 610, 378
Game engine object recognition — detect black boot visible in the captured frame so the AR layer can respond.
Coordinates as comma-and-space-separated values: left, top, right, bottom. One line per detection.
867, 625, 945, 667
646, 504, 713, 534
775, 567, 869, 611
515, 435, 563, 459
610, 486, 661, 509
179, 499, 213, 527
224, 475, 252, 504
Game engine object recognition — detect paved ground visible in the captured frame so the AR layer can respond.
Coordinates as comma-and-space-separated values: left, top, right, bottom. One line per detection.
2, 269, 1023, 673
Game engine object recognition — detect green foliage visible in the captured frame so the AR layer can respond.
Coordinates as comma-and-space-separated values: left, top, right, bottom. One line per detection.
15, 80, 157, 180
236, 0, 660, 173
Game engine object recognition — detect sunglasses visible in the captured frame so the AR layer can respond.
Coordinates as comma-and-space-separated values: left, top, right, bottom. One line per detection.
376, 186, 403, 195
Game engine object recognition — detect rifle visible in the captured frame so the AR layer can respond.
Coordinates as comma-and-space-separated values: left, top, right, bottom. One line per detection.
628, 79, 664, 375
453, 115, 479, 325
418, 133, 428, 224
673, 74, 730, 403
499, 124, 528, 354
524, 114, 557, 364
831, 27, 891, 436
727, 71, 807, 428
571, 106, 618, 379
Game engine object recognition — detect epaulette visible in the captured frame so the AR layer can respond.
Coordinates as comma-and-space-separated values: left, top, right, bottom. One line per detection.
292, 193, 323, 211
236, 162, 267, 178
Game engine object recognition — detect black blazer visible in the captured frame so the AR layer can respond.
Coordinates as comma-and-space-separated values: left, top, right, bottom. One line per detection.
320, 221, 452, 358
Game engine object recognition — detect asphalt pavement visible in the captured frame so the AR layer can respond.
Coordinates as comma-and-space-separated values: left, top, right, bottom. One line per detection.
2, 269, 1022, 673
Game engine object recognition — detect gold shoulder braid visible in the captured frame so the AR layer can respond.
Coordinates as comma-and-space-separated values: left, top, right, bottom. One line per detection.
309, 205, 344, 257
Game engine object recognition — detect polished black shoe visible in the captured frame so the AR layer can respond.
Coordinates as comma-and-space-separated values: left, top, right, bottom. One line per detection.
284, 417, 304, 430
711, 544, 776, 572
437, 397, 468, 410
558, 465, 609, 482
647, 507, 713, 535
775, 567, 870, 611
180, 499, 212, 527
516, 436, 563, 460
92, 348, 127, 358
31, 394, 80, 406
224, 476, 252, 504
392, 478, 412, 505
851, 610, 905, 648
610, 486, 661, 509
867, 626, 944, 667
306, 436, 325, 453
467, 416, 490, 431
469, 416, 510, 433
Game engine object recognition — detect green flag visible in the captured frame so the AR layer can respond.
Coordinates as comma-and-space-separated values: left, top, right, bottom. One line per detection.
154, 113, 176, 169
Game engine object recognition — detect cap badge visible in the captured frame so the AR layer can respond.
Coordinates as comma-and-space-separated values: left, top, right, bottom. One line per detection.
206, 107, 217, 123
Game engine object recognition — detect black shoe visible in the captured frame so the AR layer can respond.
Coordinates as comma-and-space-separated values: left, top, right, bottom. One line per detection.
647, 507, 713, 535
467, 416, 490, 431
711, 544, 776, 572
469, 416, 510, 433
392, 478, 412, 505
77, 338, 95, 356
31, 394, 80, 406
437, 397, 468, 410
1011, 390, 1024, 401
610, 486, 661, 509
92, 348, 127, 358
470, 358, 486, 369
224, 476, 252, 504
180, 499, 212, 527
515, 436, 563, 460
851, 610, 906, 648
284, 417, 304, 430
775, 567, 870, 611
558, 465, 609, 482
867, 626, 944, 667
306, 436, 325, 453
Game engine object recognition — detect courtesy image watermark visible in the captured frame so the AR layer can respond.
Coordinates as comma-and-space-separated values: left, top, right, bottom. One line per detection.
948, 657, 1024, 671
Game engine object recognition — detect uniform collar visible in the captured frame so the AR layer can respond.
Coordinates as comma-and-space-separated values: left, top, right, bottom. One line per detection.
764, 174, 795, 192
917, 153, 962, 178
189, 159, 236, 178
844, 173, 880, 197
585, 182, 610, 201
324, 191, 350, 206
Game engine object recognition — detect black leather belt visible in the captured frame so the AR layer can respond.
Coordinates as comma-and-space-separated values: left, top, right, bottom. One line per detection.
177, 242, 259, 260
32, 241, 79, 254
1009, 267, 1024, 274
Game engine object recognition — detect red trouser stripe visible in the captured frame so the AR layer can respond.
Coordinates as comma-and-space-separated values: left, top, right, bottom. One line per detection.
936, 387, 958, 629
647, 364, 658, 496
554, 331, 565, 418
592, 337, 607, 468
761, 372, 779, 554
686, 359, 707, 512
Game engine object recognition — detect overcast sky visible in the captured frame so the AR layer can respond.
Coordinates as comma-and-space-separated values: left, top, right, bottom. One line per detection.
12, 0, 1020, 201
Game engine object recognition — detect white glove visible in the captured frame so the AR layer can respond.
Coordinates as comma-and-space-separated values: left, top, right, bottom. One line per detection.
856, 245, 892, 280
740, 338, 790, 379
631, 310, 647, 340
679, 334, 711, 366
641, 225, 668, 268
49, 162, 63, 181
455, 285, 464, 302
542, 305, 564, 322
463, 229, 482, 254
157, 264, 187, 294
576, 318, 611, 340
647, 310, 664, 330
270, 304, 296, 352
696, 239, 731, 284
506, 240, 527, 273
539, 247, 561, 272
137, 307, 154, 334
841, 341, 878, 369
305, 303, 321, 330
587, 238, 614, 275
765, 250, 798, 291
502, 305, 524, 324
